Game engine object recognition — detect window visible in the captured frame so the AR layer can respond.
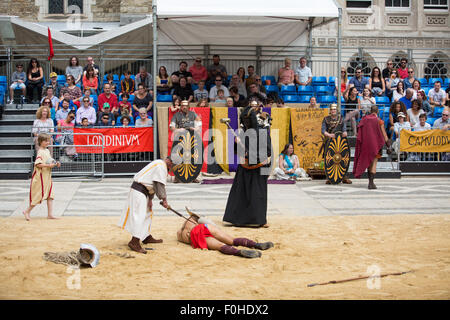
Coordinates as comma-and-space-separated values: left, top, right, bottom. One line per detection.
385, 0, 410, 8
48, 0, 83, 14
346, 1, 372, 8
424, 0, 448, 10
347, 54, 372, 78
424, 54, 448, 80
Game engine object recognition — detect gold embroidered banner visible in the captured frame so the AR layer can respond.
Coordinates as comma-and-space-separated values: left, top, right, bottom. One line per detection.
400, 129, 450, 152
290, 108, 328, 169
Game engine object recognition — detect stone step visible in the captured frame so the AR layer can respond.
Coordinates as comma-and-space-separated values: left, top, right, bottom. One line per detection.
0, 150, 33, 158
0, 162, 32, 171
0, 125, 33, 133
1, 113, 37, 120
0, 137, 33, 145
4, 103, 40, 111
0, 119, 34, 126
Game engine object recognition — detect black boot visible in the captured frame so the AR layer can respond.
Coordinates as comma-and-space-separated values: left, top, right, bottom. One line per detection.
368, 172, 377, 190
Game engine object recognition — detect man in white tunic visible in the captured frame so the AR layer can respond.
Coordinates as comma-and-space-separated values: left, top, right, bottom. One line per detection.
118, 157, 173, 254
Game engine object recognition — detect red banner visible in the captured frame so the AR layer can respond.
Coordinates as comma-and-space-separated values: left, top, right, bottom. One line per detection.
47, 27, 54, 61
73, 127, 153, 153
167, 107, 210, 172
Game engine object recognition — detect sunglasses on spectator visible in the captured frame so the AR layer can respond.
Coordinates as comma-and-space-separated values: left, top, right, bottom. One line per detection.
408, 71, 414, 73
215, 79, 222, 81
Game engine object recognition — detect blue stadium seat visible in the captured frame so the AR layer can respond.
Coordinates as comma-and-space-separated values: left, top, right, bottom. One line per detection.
314, 86, 331, 96
262, 75, 277, 85
157, 94, 173, 102
280, 85, 296, 95
298, 95, 312, 103
264, 85, 279, 93
283, 95, 298, 103
312, 76, 327, 86
120, 74, 136, 81
0, 75, 6, 84
426, 117, 437, 126
429, 77, 442, 86
317, 95, 337, 104
191, 84, 199, 91
297, 85, 314, 96
328, 76, 336, 85
433, 107, 444, 118
375, 96, 390, 106
444, 78, 450, 87
57, 75, 66, 86
418, 78, 428, 87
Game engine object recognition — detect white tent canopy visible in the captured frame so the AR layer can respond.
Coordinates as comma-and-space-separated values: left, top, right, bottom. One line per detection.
152, 0, 342, 157
155, 0, 339, 46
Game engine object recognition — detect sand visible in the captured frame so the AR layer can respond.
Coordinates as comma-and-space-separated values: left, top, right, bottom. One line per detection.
0, 214, 449, 300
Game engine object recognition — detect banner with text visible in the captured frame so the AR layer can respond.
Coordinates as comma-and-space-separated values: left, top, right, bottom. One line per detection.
290, 108, 328, 169
73, 127, 153, 153
400, 129, 450, 153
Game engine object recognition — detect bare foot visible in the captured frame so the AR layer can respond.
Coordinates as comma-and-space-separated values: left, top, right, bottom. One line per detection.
22, 211, 30, 221
143, 234, 163, 244
47, 215, 58, 220
128, 241, 147, 254
261, 223, 269, 228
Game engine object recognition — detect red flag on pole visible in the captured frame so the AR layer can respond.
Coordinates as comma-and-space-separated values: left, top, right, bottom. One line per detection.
47, 27, 54, 61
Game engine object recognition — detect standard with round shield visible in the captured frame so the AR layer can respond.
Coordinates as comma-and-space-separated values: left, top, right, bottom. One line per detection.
324, 133, 350, 184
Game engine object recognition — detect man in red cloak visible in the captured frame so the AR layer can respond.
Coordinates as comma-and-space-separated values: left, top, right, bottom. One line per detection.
353, 105, 390, 189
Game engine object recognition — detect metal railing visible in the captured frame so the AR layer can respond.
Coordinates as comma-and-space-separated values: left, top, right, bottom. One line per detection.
31, 131, 104, 180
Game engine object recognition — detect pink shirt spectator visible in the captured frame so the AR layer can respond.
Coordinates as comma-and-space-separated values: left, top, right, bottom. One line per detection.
189, 65, 208, 83
278, 67, 295, 85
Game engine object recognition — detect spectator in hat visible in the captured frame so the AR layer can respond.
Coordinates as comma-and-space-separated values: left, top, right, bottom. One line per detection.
97, 103, 115, 126
393, 112, 411, 139
9, 63, 27, 104
46, 72, 62, 99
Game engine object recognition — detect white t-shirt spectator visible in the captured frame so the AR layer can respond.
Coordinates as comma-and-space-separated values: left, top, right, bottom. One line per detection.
428, 88, 446, 105
413, 122, 431, 132
407, 108, 425, 127
392, 90, 405, 102
394, 121, 411, 136
295, 66, 312, 84
209, 85, 230, 101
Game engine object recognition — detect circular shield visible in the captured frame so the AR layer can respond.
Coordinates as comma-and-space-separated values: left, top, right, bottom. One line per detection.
324, 134, 350, 184
171, 129, 203, 183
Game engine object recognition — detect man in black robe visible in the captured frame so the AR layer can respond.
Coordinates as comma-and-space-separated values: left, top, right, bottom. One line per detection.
222, 100, 272, 228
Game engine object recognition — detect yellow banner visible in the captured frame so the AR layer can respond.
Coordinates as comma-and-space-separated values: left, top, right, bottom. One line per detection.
290, 108, 328, 169
400, 129, 450, 152
271, 108, 291, 158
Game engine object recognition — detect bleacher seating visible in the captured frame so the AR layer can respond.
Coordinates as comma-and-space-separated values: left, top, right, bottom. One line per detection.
298, 95, 312, 103
433, 107, 444, 118
428, 78, 442, 86
317, 95, 337, 104
311, 76, 327, 86
297, 86, 314, 96
418, 78, 428, 87
426, 117, 437, 126
283, 95, 298, 103
262, 75, 276, 85
444, 78, 450, 87
264, 85, 279, 94
375, 96, 391, 107
314, 86, 331, 96
157, 94, 173, 102
328, 76, 336, 85
57, 75, 66, 86
280, 85, 296, 95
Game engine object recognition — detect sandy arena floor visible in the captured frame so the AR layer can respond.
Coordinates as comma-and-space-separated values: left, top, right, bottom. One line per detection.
0, 214, 449, 300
